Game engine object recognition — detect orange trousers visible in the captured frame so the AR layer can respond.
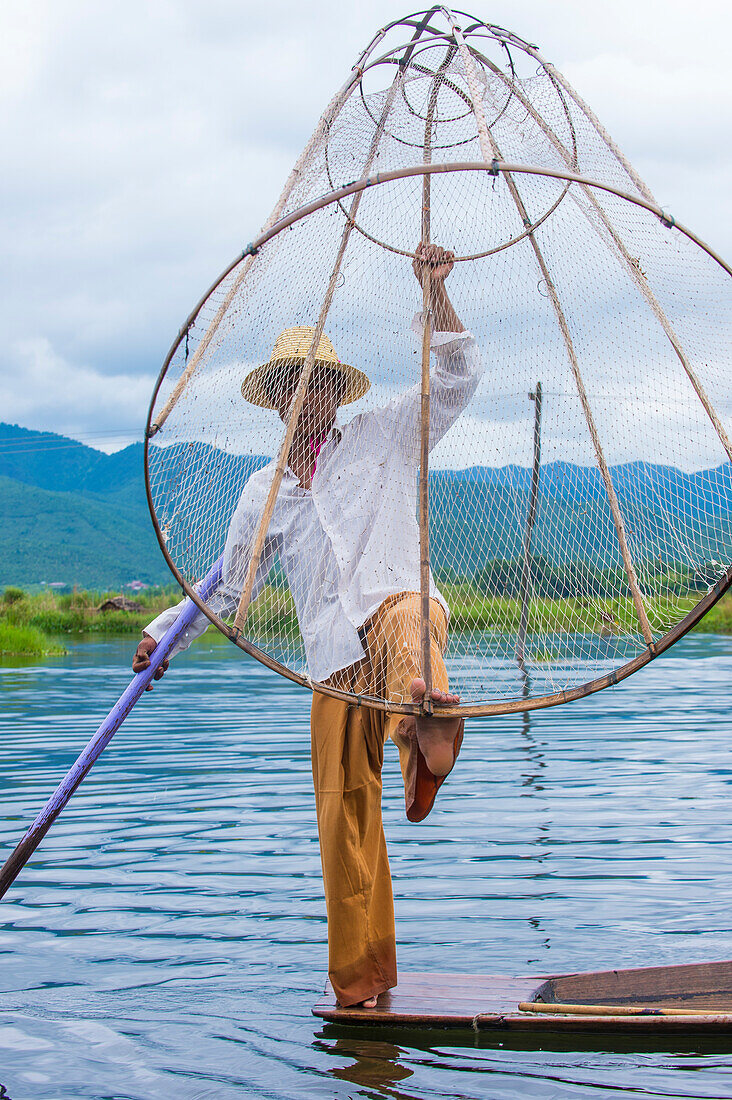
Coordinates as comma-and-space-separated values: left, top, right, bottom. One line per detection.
310, 593, 463, 1007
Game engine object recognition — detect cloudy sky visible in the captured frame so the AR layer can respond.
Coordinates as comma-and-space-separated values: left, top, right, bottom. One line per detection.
2, 0, 730, 450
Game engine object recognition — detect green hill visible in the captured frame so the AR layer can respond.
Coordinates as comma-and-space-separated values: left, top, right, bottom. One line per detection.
0, 475, 170, 588
0, 423, 172, 587
0, 421, 730, 593
0, 423, 142, 494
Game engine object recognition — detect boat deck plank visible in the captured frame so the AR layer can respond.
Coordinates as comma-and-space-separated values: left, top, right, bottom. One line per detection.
312, 963, 732, 1032
313, 973, 549, 1027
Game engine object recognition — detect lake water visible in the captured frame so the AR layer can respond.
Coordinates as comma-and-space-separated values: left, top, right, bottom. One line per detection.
1, 632, 732, 1099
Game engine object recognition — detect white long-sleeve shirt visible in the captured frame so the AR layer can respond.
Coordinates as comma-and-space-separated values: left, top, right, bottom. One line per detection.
146, 322, 481, 683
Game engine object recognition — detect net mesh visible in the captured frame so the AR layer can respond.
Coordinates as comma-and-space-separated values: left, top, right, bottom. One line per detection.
146, 15, 731, 714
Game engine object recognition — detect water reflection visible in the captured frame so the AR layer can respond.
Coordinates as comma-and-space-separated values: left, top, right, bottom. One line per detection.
315, 1037, 415, 1095
516, 667, 554, 962
1, 634, 732, 1099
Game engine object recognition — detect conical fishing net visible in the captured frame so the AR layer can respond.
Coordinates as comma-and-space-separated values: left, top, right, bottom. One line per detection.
145, 8, 732, 717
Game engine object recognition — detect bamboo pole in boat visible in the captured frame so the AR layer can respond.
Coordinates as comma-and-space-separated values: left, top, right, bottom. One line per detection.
519, 1001, 730, 1017
417, 46, 455, 704
445, 9, 654, 645
419, 272, 434, 702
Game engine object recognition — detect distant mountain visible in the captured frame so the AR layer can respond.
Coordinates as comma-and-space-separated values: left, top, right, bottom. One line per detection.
0, 475, 168, 589
0, 422, 730, 589
0, 424, 162, 587
430, 461, 732, 576
0, 423, 143, 495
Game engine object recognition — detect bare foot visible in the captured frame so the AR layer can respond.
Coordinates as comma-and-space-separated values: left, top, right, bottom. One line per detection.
337, 995, 378, 1009
411, 677, 462, 777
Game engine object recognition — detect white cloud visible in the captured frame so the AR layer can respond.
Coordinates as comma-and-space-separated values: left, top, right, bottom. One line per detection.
0, 0, 729, 451
3, 337, 154, 445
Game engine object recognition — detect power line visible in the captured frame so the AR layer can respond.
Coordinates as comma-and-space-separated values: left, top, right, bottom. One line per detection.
0, 431, 143, 457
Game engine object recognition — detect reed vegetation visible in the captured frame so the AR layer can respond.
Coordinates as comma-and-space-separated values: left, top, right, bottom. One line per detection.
0, 622, 67, 657
441, 584, 732, 635
0, 585, 178, 646
0, 583, 729, 655
704, 594, 732, 634
240, 584, 732, 638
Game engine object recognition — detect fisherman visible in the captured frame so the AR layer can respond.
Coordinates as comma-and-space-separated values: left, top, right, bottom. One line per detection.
133, 243, 480, 1009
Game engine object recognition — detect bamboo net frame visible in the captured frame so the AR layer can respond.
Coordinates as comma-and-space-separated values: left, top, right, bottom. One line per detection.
231, 63, 410, 636
447, 10, 654, 644
147, 24, 390, 438
470, 46, 732, 465
145, 9, 732, 718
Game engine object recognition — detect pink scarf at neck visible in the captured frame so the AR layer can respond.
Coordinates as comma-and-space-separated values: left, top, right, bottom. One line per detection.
309, 430, 328, 479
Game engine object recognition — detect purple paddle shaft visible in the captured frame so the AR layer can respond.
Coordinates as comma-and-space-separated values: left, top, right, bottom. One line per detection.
0, 559, 222, 899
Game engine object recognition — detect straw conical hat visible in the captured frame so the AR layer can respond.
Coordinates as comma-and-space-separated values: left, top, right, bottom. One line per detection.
241, 326, 370, 409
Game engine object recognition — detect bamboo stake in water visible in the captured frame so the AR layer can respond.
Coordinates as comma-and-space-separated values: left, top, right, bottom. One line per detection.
516, 383, 542, 668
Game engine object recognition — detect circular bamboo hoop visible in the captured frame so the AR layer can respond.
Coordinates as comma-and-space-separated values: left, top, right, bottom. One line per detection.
326, 32, 579, 262
145, 160, 732, 718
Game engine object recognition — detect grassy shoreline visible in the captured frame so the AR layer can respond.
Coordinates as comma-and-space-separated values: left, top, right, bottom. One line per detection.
0, 586, 178, 655
0, 584, 730, 656
0, 622, 67, 657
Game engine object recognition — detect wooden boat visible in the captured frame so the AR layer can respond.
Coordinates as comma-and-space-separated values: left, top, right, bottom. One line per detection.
313, 960, 732, 1033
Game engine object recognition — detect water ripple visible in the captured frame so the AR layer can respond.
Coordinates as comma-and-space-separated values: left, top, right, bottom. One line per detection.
1, 634, 732, 1098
